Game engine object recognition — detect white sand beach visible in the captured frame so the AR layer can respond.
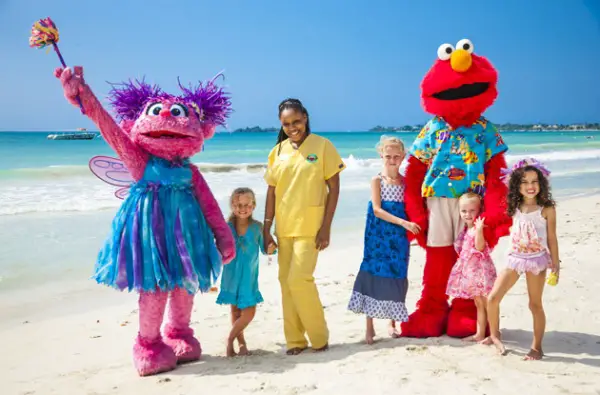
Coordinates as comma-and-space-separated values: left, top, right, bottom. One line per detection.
2, 195, 600, 395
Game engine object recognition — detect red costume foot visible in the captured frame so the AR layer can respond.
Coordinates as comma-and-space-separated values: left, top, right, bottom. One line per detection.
446, 298, 477, 338
401, 246, 456, 337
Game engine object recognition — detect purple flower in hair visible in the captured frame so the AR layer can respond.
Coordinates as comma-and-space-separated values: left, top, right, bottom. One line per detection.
500, 157, 551, 185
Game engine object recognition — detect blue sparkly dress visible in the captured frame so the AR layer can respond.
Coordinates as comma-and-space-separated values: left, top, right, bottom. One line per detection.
216, 221, 265, 309
347, 175, 410, 321
93, 156, 222, 294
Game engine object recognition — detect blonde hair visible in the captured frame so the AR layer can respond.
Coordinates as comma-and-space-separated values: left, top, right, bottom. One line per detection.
459, 192, 483, 207
228, 187, 261, 227
376, 135, 405, 154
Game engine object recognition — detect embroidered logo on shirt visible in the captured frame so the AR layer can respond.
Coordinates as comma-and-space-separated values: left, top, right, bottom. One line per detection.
338, 163, 344, 169
306, 154, 318, 163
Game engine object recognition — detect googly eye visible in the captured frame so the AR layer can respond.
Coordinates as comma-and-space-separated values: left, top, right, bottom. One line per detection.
437, 43, 454, 61
456, 39, 474, 54
147, 103, 163, 116
170, 103, 189, 117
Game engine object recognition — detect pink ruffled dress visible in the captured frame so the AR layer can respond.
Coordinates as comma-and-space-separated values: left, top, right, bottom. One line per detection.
446, 227, 497, 299
506, 207, 551, 275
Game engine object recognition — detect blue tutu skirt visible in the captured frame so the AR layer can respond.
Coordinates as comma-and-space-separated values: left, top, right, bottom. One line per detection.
93, 181, 222, 294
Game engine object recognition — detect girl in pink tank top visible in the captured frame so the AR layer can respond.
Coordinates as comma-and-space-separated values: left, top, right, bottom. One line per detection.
485, 158, 560, 361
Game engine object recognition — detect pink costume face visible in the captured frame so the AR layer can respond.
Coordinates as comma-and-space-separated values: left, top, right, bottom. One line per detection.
122, 98, 215, 161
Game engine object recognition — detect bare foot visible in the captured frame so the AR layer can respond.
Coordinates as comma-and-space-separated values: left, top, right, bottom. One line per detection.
388, 325, 400, 339
524, 348, 543, 360
463, 334, 486, 343
479, 336, 493, 345
366, 326, 377, 344
226, 340, 237, 357
285, 347, 307, 356
490, 335, 507, 355
238, 344, 251, 356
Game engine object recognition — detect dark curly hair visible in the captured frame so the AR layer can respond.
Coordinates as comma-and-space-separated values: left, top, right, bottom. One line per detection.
507, 165, 555, 216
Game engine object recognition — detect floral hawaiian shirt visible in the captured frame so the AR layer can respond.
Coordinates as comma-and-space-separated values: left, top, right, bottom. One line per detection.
408, 116, 508, 198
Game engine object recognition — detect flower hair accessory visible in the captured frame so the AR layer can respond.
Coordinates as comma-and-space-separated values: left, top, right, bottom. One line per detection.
500, 157, 551, 185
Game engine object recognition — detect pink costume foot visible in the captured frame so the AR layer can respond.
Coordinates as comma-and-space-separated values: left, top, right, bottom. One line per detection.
133, 335, 177, 376
134, 291, 177, 376
163, 287, 202, 363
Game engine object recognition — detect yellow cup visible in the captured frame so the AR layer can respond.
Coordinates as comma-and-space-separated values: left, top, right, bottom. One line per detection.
547, 272, 559, 286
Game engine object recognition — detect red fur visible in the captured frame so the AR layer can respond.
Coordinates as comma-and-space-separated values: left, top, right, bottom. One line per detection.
402, 41, 507, 338
421, 54, 498, 129
403, 156, 429, 248
401, 246, 455, 337
481, 153, 512, 248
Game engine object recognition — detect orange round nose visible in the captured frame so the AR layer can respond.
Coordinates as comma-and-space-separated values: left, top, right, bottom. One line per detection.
159, 109, 170, 118
450, 49, 472, 72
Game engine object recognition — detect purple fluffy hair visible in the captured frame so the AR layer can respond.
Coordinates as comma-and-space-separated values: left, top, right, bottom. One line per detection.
107, 74, 232, 126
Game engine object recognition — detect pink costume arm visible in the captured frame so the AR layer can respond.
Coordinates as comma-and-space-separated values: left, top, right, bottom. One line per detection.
190, 165, 236, 264
55, 66, 147, 180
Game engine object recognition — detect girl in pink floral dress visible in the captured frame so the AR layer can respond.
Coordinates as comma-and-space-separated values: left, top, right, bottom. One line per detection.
446, 192, 497, 342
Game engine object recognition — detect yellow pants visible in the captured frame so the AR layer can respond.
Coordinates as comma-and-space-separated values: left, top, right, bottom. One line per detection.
277, 237, 329, 349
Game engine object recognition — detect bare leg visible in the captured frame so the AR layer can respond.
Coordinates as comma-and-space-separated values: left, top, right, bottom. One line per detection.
486, 269, 520, 355
524, 270, 547, 360
227, 305, 240, 357
388, 320, 400, 338
464, 297, 487, 342
227, 306, 256, 357
365, 317, 376, 345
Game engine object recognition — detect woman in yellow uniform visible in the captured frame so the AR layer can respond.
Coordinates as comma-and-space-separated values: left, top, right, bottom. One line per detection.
263, 98, 345, 355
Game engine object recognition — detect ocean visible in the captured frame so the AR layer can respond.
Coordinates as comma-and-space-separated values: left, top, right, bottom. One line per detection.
1, 130, 600, 293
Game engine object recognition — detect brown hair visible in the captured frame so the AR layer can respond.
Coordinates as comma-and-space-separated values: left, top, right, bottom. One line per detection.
507, 166, 555, 216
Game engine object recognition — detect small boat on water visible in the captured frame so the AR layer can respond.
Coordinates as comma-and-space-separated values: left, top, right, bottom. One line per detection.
47, 128, 98, 140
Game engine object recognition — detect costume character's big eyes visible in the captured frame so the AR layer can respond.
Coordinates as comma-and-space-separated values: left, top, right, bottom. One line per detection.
147, 103, 163, 116
437, 44, 454, 61
170, 103, 189, 117
456, 39, 474, 54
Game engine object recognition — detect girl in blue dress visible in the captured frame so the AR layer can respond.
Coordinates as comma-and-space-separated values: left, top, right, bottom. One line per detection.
347, 136, 421, 344
217, 187, 277, 356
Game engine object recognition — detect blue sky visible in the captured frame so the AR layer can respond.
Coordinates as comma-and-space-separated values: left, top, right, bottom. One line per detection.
1, 0, 599, 131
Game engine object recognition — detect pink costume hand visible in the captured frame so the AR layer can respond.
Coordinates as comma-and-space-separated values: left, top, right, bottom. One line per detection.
54, 66, 89, 108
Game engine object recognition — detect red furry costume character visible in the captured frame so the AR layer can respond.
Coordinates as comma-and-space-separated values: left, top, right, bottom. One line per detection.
401, 39, 511, 338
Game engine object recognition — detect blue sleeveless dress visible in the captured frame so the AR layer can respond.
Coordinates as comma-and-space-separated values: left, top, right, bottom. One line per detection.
216, 221, 265, 309
347, 175, 410, 321
93, 156, 222, 294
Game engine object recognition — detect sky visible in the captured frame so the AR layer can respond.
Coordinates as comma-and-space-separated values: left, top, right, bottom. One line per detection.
1, 0, 599, 131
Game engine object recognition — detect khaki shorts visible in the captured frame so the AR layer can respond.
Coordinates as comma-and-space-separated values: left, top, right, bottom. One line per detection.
426, 197, 465, 247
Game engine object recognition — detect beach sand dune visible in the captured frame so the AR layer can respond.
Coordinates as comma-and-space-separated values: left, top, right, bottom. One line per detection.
1, 196, 600, 395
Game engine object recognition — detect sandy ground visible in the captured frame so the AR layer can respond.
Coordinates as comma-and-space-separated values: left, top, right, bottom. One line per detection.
1, 196, 600, 395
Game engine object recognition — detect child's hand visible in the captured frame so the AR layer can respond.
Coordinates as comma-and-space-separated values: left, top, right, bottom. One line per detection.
474, 217, 485, 231
403, 221, 421, 235
267, 242, 277, 255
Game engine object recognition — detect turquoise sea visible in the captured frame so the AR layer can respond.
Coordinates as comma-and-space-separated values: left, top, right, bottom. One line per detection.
1, 130, 600, 292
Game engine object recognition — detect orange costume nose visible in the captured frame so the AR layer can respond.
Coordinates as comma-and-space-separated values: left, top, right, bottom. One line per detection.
451, 49, 472, 73
159, 109, 170, 118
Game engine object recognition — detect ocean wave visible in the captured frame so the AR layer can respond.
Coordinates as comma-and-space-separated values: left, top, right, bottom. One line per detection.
1, 149, 600, 181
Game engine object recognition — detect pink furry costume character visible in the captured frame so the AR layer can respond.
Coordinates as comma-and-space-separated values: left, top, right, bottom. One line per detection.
55, 66, 236, 376
401, 39, 511, 338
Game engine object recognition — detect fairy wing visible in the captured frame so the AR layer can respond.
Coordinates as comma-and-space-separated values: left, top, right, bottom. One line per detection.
89, 155, 134, 199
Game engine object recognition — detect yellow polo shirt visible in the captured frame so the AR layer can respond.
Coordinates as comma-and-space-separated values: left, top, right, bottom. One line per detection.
264, 134, 346, 238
